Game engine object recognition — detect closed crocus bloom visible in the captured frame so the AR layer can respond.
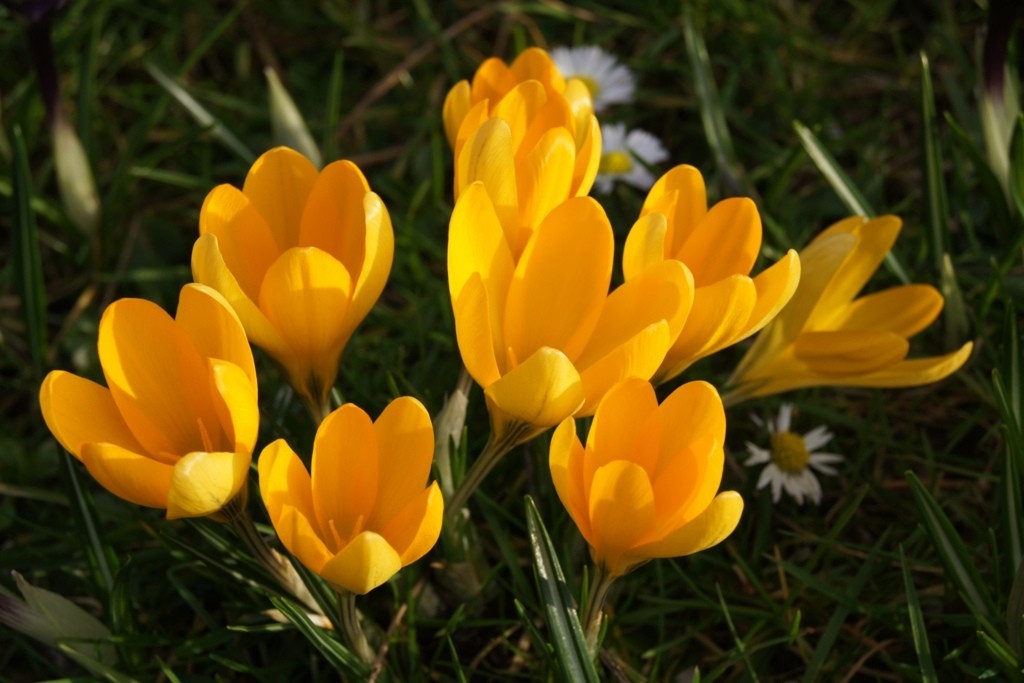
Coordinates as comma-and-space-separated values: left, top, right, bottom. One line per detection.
624, 165, 801, 383
192, 147, 393, 419
258, 397, 443, 595
726, 215, 973, 403
39, 284, 258, 520
550, 378, 743, 577
450, 183, 694, 445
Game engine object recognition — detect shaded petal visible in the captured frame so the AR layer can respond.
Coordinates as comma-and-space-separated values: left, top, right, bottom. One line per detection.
276, 504, 333, 577
650, 436, 722, 532
318, 531, 402, 595
370, 397, 434, 528
588, 461, 656, 575
677, 198, 761, 286
258, 439, 321, 541
452, 273, 503, 387
377, 483, 443, 565
641, 165, 707, 256
484, 347, 584, 429
832, 284, 943, 337
80, 442, 173, 509
576, 321, 671, 417
241, 147, 319, 251
657, 381, 724, 469
455, 118, 519, 244
443, 79, 472, 147
570, 115, 601, 196
176, 283, 257, 389
471, 58, 516, 104
208, 359, 259, 454
772, 232, 858, 342
549, 418, 592, 541
510, 48, 564, 93
794, 330, 909, 375
298, 160, 370, 269
517, 127, 575, 232
622, 213, 668, 281
503, 197, 612, 362
584, 378, 660, 483
811, 216, 901, 318
312, 404, 378, 545
742, 250, 802, 339
199, 184, 280, 302
831, 342, 973, 388
630, 490, 743, 560
166, 450, 250, 520
343, 192, 394, 345
491, 80, 549, 152
39, 371, 144, 460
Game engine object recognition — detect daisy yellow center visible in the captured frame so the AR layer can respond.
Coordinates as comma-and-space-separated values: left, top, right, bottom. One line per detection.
770, 431, 810, 474
577, 75, 601, 97
599, 150, 633, 174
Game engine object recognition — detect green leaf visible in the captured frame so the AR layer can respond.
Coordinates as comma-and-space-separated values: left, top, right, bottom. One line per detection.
1007, 558, 1024, 657
716, 583, 759, 683
793, 119, 910, 285
10, 125, 47, 378
920, 52, 950, 272
62, 453, 117, 594
900, 545, 939, 683
946, 112, 1014, 244
269, 596, 368, 678
1011, 115, 1024, 222
682, 12, 738, 183
524, 496, 600, 683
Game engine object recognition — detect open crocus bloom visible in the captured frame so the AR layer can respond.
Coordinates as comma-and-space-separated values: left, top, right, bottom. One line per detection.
727, 215, 973, 402
258, 397, 443, 595
192, 147, 393, 417
550, 378, 743, 577
624, 165, 801, 383
450, 182, 694, 443
39, 284, 258, 520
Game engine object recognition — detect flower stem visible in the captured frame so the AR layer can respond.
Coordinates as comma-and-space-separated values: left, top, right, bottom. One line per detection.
580, 563, 616, 657
338, 591, 375, 665
445, 422, 530, 523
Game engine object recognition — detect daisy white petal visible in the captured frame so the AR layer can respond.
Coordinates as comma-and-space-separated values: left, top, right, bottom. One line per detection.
551, 45, 636, 111
802, 425, 834, 450
777, 403, 793, 433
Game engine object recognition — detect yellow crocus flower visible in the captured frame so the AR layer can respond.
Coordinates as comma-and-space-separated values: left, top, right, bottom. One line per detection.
257, 397, 443, 595
192, 147, 393, 420
624, 165, 801, 382
449, 182, 694, 445
550, 378, 743, 577
726, 215, 973, 403
39, 284, 258, 520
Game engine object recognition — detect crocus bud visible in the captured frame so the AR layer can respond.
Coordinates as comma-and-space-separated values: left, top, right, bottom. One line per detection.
265, 67, 322, 168
52, 112, 99, 236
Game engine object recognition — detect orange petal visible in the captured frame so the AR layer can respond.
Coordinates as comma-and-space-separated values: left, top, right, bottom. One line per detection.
241, 147, 318, 251
298, 160, 370, 269
39, 371, 144, 460
631, 491, 743, 560
342, 192, 394, 345
443, 80, 472, 147
80, 442, 173, 509
491, 80, 549, 152
276, 503, 333, 577
370, 397, 434, 527
318, 531, 402, 595
208, 359, 259, 454
483, 346, 584, 430
770, 231, 857, 342
588, 460, 656, 576
571, 115, 601, 196
176, 283, 257, 389
199, 184, 280, 302
258, 439, 321, 540
517, 127, 576, 233
793, 330, 909, 375
831, 341, 973, 388
448, 182, 515, 320
742, 249, 802, 339
622, 213, 669, 281
584, 378, 660, 483
641, 165, 707, 256
510, 48, 564, 93
377, 482, 444, 565
166, 450, 250, 520
452, 273, 503, 387
471, 58, 516, 104
576, 321, 672, 417
657, 381, 725, 469
650, 435, 722, 531
455, 118, 519, 246
811, 215, 901, 317
677, 197, 761, 286
832, 284, 943, 337
549, 418, 592, 541
311, 404, 378, 545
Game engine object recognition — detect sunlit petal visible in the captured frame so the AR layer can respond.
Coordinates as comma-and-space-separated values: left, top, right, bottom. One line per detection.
166, 450, 250, 520
80, 442, 173, 509
318, 531, 402, 595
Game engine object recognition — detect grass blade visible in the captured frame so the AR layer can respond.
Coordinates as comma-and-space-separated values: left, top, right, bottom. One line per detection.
1010, 115, 1024, 221
900, 544, 939, 683
524, 496, 600, 683
269, 596, 368, 678
921, 52, 950, 271
62, 453, 117, 594
11, 125, 48, 378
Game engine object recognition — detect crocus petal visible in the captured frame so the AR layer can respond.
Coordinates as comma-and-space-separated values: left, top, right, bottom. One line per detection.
622, 213, 668, 281
584, 378, 660, 483
503, 197, 612, 362
191, 233, 291, 361
794, 330, 909, 375
483, 346, 584, 430
549, 418, 592, 541
510, 48, 564, 93
650, 435, 722, 530
318, 531, 402, 595
491, 80, 548, 152
443, 79, 472, 147
208, 359, 259, 454
276, 504, 333, 577
448, 182, 515, 315
258, 439, 323, 545
571, 116, 602, 196
39, 371, 144, 459
830, 341, 973, 388
166, 450, 250, 520
517, 127, 576, 232
811, 216, 901, 318
831, 284, 943, 337
241, 147, 319, 252
771, 232, 858, 343
377, 483, 444, 565
588, 460, 656, 575
641, 165, 707, 256
343, 192, 394, 344
657, 381, 724, 467
176, 283, 257, 389
80, 442, 173, 509
370, 397, 434, 527
471, 58, 517, 104
743, 250, 801, 338
298, 160, 370, 268
630, 490, 743, 560
576, 321, 671, 417
677, 197, 760, 286
311, 404, 378, 545
563, 79, 595, 148
452, 274, 503, 387
199, 184, 280, 302
455, 118, 519, 241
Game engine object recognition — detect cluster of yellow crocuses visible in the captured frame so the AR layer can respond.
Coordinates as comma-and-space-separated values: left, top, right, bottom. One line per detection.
38, 47, 971, 658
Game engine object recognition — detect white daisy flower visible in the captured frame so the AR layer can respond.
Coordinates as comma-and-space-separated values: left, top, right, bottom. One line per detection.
550, 45, 635, 111
744, 404, 843, 505
594, 122, 668, 194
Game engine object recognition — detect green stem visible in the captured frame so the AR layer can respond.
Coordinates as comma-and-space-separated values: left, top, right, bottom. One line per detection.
580, 563, 616, 657
338, 591, 375, 665
445, 422, 530, 522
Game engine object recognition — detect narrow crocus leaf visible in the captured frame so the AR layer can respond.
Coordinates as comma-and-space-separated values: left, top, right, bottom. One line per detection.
946, 113, 1014, 244
905, 470, 1005, 645
920, 52, 949, 271
62, 452, 117, 594
269, 596, 367, 678
940, 254, 969, 352
1010, 115, 1024, 221
1007, 557, 1024, 658
977, 629, 1022, 674
900, 544, 939, 683
11, 125, 47, 378
524, 496, 600, 683
265, 67, 322, 168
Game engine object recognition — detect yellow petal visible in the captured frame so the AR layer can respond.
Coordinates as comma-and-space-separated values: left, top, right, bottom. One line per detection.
794, 330, 909, 375
642, 165, 707, 256
657, 381, 725, 465
80, 442, 173, 509
677, 197, 761, 286
258, 247, 352, 401
258, 439, 323, 546
588, 460, 656, 576
771, 232, 857, 342
241, 147, 318, 251
517, 127, 575, 232
584, 378, 660, 483
199, 184, 280, 302
298, 160, 370, 268
631, 490, 743, 560
811, 215, 901, 318
452, 100, 491, 164
622, 213, 668, 281
563, 79, 595, 148
832, 284, 943, 337
318, 531, 402, 595
99, 297, 217, 459
208, 359, 259, 454
166, 450, 250, 520
549, 418, 592, 541
191, 233, 291, 362
576, 321, 672, 417
491, 80, 548, 152
832, 341, 973, 388
443, 80, 472, 147
742, 249, 802, 339
571, 115, 601, 196
370, 397, 434, 527
650, 435, 722, 531
510, 48, 564, 93
276, 503, 334, 575
452, 273, 503, 387
448, 182, 515, 318
39, 371, 144, 460
455, 118, 519, 244
377, 482, 444, 565
341, 192, 394, 348
176, 283, 257, 389
484, 346, 584, 430
503, 197, 612, 363
311, 404, 378, 545
471, 58, 516, 103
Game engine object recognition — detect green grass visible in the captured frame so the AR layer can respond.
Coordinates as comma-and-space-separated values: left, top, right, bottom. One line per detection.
1, 0, 1020, 680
